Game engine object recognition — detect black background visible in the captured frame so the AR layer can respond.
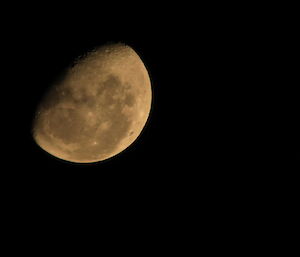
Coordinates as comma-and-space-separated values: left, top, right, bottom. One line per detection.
2, 5, 207, 194
1, 6, 269, 188
0, 4, 283, 245
1, 5, 217, 243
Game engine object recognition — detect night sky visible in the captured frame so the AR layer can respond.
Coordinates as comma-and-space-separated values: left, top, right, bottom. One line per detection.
1, 4, 281, 244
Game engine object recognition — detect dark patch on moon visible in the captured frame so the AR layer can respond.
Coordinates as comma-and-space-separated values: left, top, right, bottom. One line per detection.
124, 93, 135, 106
97, 75, 120, 95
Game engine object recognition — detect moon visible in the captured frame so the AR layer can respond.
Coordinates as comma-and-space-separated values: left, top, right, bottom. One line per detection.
32, 43, 152, 163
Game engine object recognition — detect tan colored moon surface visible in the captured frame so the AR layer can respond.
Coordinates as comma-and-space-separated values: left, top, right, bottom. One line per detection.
32, 43, 152, 163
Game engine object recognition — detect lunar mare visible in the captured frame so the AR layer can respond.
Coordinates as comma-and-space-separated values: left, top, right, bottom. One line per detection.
32, 43, 152, 163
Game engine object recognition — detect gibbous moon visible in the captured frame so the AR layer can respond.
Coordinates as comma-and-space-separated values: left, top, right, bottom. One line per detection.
32, 43, 152, 163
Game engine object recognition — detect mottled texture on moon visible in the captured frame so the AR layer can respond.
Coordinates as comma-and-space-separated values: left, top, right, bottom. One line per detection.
32, 43, 152, 163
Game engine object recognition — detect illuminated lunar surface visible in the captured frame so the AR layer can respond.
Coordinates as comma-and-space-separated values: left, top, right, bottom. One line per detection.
32, 43, 152, 163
